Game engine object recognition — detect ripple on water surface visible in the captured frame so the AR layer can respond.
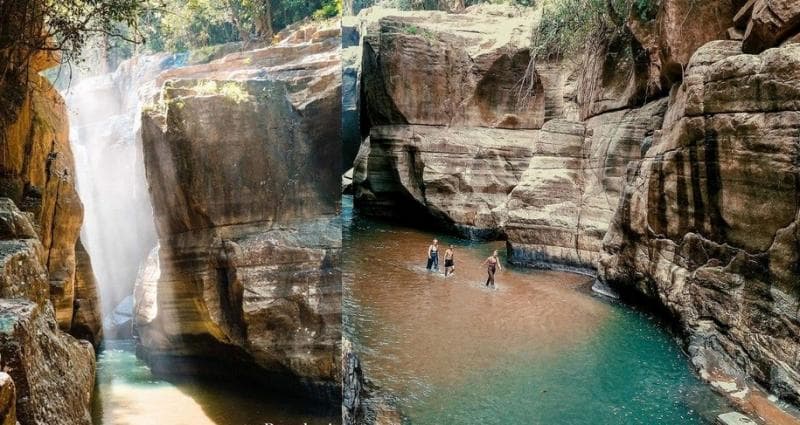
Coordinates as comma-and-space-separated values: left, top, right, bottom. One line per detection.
342, 195, 729, 424
92, 340, 337, 425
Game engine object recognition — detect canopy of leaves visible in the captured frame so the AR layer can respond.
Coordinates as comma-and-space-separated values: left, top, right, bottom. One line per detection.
140, 0, 341, 53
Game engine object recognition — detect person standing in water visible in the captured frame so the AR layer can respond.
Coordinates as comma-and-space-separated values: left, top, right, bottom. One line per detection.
483, 250, 502, 288
444, 245, 455, 277
426, 238, 440, 271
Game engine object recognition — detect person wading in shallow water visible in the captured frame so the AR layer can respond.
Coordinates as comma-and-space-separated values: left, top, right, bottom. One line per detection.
444, 245, 455, 277
483, 250, 502, 288
426, 238, 440, 271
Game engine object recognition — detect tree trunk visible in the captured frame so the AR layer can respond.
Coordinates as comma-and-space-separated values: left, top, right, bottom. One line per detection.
254, 0, 273, 41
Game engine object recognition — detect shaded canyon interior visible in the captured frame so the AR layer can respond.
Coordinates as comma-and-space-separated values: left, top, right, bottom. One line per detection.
0, 4, 343, 423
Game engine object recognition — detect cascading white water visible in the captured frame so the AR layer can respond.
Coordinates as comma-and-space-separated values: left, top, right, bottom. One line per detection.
64, 57, 164, 329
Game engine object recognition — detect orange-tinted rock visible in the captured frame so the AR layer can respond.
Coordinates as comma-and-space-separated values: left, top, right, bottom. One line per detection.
1, 72, 85, 331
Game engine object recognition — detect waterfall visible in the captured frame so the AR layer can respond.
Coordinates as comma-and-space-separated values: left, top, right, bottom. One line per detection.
64, 56, 167, 329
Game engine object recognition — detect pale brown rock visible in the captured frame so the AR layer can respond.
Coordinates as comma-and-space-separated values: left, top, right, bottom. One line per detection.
600, 41, 800, 402
70, 239, 102, 347
137, 21, 342, 400
359, 6, 542, 129
0, 373, 16, 425
354, 125, 535, 237
505, 100, 667, 270
627, 0, 739, 95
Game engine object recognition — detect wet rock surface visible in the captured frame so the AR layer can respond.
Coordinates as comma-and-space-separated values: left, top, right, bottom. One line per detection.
137, 21, 342, 401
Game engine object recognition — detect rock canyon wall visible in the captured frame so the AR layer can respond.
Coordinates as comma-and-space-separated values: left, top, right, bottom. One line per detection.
0, 39, 98, 424
350, 0, 800, 410
136, 21, 342, 400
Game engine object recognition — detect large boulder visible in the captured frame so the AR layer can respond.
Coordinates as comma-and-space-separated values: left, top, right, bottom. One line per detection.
600, 40, 800, 402
0, 299, 95, 425
741, 0, 800, 53
137, 21, 342, 400
627, 0, 741, 93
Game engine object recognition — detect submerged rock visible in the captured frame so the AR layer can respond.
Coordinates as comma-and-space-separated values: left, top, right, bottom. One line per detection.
137, 21, 342, 401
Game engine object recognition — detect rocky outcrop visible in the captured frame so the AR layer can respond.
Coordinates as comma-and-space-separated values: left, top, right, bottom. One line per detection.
0, 37, 99, 423
0, 199, 95, 424
136, 21, 342, 401
600, 40, 800, 402
359, 5, 540, 129
740, 0, 800, 53
505, 100, 667, 270
70, 239, 102, 346
0, 299, 95, 425
1, 57, 89, 333
0, 373, 16, 425
343, 339, 402, 425
627, 0, 741, 94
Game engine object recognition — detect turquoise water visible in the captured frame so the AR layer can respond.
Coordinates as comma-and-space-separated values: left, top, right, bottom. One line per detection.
92, 340, 337, 425
342, 195, 729, 424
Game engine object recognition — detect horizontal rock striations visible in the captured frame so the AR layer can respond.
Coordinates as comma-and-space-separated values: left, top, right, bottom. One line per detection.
137, 21, 342, 401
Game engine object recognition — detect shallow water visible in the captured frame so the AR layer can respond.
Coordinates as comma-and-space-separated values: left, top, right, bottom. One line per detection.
342, 195, 729, 424
92, 340, 337, 425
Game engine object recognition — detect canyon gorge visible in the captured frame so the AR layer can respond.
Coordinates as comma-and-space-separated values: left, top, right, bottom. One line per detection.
1, 2, 342, 422
347, 0, 800, 422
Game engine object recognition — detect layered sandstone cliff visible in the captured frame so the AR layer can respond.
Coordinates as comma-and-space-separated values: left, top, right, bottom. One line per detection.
350, 0, 800, 413
136, 21, 342, 400
600, 40, 800, 403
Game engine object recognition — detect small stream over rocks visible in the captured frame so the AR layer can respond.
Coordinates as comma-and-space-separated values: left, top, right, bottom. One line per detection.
343, 195, 730, 424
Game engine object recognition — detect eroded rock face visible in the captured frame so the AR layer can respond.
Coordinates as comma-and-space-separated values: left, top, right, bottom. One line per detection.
137, 21, 342, 400
354, 125, 534, 237
70, 239, 102, 347
0, 198, 95, 424
342, 339, 402, 425
1, 70, 87, 332
505, 100, 667, 270
628, 0, 740, 93
600, 40, 800, 402
360, 5, 541, 129
0, 299, 95, 425
742, 0, 800, 53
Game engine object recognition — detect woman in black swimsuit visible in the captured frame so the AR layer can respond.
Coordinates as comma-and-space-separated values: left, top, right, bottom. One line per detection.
483, 250, 502, 288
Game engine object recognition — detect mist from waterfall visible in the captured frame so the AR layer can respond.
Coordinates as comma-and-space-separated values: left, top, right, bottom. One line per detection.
64, 59, 162, 324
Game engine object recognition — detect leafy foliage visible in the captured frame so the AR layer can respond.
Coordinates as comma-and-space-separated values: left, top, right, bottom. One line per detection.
532, 0, 658, 60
